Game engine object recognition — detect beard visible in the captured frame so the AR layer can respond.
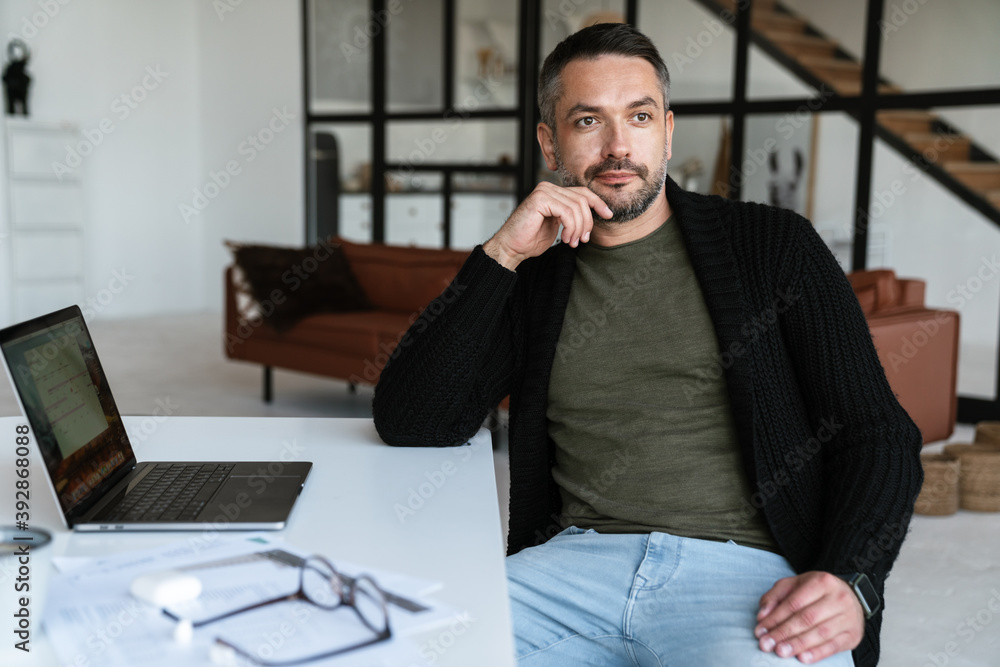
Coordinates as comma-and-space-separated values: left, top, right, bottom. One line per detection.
554, 140, 669, 224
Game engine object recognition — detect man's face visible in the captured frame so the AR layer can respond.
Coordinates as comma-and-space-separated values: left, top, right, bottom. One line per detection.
539, 55, 673, 224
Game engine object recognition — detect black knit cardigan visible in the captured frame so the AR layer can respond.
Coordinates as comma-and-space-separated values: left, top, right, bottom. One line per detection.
373, 175, 923, 667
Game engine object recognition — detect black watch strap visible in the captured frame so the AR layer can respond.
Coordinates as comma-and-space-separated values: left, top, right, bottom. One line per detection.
836, 572, 880, 620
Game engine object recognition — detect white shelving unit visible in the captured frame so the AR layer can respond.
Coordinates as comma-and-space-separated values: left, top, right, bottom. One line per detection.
337, 192, 514, 250
385, 194, 444, 249
2, 119, 87, 325
338, 193, 373, 244
450, 193, 515, 250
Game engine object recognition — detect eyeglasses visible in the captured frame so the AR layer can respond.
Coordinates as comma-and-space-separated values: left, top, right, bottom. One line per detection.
163, 555, 391, 665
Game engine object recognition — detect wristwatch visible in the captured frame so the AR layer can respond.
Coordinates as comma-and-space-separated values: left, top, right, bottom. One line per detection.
836, 572, 880, 620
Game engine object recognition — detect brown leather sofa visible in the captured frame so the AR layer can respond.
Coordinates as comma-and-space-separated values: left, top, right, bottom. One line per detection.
226, 243, 956, 443
225, 238, 470, 401
847, 269, 960, 444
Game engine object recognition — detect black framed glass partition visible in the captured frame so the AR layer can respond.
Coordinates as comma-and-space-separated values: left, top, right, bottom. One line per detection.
303, 0, 527, 253
645, 0, 1000, 420
303, 0, 1000, 419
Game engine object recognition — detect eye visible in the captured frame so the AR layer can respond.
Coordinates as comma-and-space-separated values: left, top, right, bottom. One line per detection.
635, 112, 651, 122
577, 116, 596, 127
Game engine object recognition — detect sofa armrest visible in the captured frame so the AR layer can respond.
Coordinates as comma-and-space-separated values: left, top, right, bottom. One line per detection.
848, 269, 899, 315
897, 279, 926, 308
867, 307, 959, 443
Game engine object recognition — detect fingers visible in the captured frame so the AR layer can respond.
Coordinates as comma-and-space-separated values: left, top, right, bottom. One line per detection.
774, 628, 856, 664
518, 184, 594, 249
569, 186, 615, 222
487, 182, 615, 269
757, 572, 834, 629
758, 597, 850, 659
755, 573, 865, 663
757, 575, 798, 619
540, 185, 602, 248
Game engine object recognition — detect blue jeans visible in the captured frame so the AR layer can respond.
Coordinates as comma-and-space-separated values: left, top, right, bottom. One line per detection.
507, 527, 855, 666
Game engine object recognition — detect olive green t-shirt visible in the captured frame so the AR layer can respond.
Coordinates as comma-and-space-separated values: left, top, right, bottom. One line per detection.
547, 215, 780, 553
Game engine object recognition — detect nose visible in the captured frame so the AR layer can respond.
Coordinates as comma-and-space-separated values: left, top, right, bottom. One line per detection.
603, 122, 630, 160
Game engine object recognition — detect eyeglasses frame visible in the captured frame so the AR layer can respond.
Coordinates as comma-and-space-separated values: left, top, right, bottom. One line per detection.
162, 555, 392, 665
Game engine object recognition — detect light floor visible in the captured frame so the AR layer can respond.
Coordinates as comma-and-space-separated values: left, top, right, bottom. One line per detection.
1, 312, 997, 666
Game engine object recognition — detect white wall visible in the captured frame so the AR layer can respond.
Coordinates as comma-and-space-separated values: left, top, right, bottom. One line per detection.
194, 0, 303, 314
0, 0, 303, 323
880, 0, 1000, 94
0, 0, 203, 321
640, 0, 735, 102
782, 0, 866, 59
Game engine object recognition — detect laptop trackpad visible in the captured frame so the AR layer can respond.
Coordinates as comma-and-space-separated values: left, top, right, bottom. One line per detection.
202, 477, 304, 524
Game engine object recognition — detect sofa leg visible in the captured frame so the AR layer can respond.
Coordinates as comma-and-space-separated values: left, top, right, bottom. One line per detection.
348, 382, 357, 394
263, 366, 273, 403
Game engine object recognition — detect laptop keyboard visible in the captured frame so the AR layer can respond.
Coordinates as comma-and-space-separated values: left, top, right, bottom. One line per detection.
100, 463, 235, 522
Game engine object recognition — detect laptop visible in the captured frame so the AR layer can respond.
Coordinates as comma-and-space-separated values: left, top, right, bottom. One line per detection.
0, 305, 312, 531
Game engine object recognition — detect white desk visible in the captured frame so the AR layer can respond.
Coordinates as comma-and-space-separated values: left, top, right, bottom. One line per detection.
0, 416, 515, 666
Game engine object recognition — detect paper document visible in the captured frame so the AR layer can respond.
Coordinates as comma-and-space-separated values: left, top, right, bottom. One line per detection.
42, 534, 461, 666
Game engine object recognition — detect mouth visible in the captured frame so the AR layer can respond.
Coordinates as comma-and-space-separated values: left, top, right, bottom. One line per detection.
593, 171, 637, 186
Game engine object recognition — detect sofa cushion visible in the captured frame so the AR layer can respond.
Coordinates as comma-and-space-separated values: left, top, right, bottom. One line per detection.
227, 238, 371, 331
248, 310, 415, 359
337, 238, 469, 314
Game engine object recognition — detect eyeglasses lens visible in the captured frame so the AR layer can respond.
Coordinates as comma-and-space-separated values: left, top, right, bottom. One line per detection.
350, 575, 389, 635
301, 559, 342, 610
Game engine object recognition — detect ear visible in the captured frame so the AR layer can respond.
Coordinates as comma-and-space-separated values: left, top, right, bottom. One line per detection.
664, 110, 674, 161
537, 122, 558, 172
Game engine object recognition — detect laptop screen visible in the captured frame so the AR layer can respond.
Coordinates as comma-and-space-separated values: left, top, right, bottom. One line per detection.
0, 306, 135, 517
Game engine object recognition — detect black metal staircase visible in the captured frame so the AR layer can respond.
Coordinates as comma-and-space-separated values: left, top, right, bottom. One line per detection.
692, 0, 1000, 227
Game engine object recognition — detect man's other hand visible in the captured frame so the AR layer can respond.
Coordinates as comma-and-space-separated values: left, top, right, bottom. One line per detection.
483, 181, 613, 271
754, 571, 865, 664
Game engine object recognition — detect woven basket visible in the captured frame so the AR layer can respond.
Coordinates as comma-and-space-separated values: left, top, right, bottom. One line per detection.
974, 421, 1000, 449
942, 444, 1000, 512
914, 454, 961, 516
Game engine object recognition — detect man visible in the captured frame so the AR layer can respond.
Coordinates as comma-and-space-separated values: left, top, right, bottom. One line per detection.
373, 22, 922, 666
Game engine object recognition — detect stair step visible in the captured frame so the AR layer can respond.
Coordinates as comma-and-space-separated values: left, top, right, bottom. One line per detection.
903, 133, 971, 162
824, 78, 901, 96
800, 56, 863, 80
988, 190, 1000, 209
716, 0, 777, 11
877, 110, 937, 135
943, 162, 1000, 191
752, 11, 808, 33
764, 31, 838, 59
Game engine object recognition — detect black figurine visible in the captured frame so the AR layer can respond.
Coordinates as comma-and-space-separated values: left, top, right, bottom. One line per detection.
3, 39, 31, 116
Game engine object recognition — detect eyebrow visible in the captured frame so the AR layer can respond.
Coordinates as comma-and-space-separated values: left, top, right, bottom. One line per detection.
563, 96, 661, 120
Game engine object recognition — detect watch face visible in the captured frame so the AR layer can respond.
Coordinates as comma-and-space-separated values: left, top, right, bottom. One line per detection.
854, 574, 880, 617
